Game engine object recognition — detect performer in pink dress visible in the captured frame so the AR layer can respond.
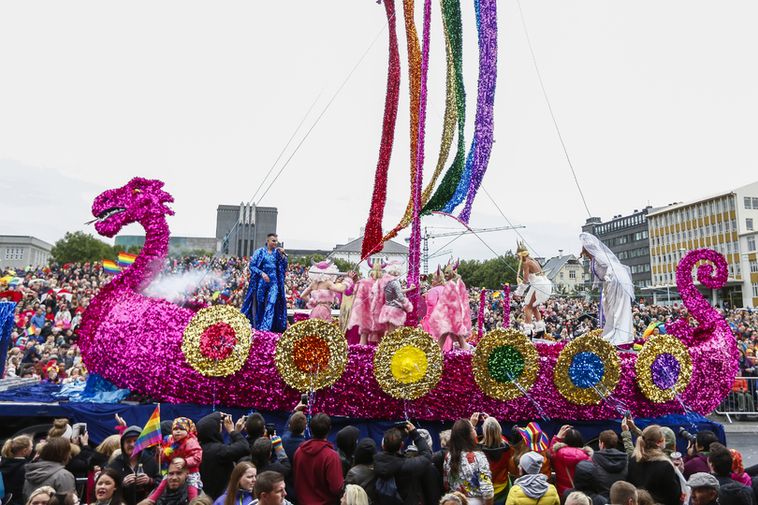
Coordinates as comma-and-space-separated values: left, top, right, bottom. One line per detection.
300, 261, 351, 322
349, 259, 386, 345
428, 260, 472, 351
421, 267, 451, 350
376, 262, 415, 335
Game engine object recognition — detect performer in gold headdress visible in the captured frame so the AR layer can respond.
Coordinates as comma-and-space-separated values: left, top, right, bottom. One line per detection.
514, 241, 553, 337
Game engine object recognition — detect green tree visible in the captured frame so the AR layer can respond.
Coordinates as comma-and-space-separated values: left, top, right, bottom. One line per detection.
51, 231, 116, 264
456, 254, 520, 289
333, 258, 358, 273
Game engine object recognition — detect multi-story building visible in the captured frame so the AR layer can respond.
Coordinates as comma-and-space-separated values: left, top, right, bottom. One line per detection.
581, 206, 655, 291
216, 203, 278, 257
541, 254, 585, 295
0, 236, 53, 269
647, 181, 758, 308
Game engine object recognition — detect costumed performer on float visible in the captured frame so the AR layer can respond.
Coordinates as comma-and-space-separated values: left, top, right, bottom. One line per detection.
241, 233, 288, 333
300, 261, 354, 322
349, 258, 386, 345
427, 260, 472, 351
375, 262, 415, 335
579, 232, 635, 346
514, 241, 552, 337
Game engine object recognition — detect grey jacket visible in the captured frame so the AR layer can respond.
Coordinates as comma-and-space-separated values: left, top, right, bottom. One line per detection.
23, 460, 76, 500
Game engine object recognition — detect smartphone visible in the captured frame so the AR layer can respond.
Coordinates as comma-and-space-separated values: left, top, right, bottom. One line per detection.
301, 394, 308, 404
265, 423, 276, 436
72, 422, 87, 438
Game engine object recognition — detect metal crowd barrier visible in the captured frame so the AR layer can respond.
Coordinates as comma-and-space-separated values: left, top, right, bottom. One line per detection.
714, 376, 758, 423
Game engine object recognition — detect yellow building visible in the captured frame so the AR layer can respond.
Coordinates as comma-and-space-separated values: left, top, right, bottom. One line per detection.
646, 181, 758, 308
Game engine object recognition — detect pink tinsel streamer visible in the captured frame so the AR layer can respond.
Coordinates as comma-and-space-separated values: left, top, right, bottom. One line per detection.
477, 289, 486, 339
503, 284, 510, 328
361, 0, 400, 259
406, 0, 432, 326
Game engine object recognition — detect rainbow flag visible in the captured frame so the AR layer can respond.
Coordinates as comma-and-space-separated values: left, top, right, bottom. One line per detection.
132, 405, 162, 456
102, 260, 121, 274
516, 421, 550, 452
117, 252, 137, 268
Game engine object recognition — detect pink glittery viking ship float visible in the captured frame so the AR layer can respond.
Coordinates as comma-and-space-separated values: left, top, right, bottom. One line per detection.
79, 178, 739, 421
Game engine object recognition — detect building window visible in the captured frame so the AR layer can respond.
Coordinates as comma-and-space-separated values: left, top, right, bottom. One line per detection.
748, 218, 754, 231
753, 284, 758, 298
569, 270, 576, 279
751, 260, 758, 273
747, 197, 754, 209
749, 236, 757, 251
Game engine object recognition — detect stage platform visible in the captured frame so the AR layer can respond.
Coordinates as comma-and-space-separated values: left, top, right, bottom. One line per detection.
0, 380, 725, 452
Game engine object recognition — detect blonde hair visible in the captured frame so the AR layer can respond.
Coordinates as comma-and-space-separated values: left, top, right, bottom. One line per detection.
342, 485, 369, 505
564, 492, 591, 505
438, 430, 451, 449
25, 486, 56, 505
96, 434, 121, 458
440, 492, 468, 505
481, 417, 503, 448
2, 435, 32, 458
48, 418, 70, 438
632, 425, 665, 462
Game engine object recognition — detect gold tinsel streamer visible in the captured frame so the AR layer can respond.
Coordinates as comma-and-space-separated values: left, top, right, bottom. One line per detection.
635, 335, 692, 403
381, 11, 458, 244
373, 327, 442, 400
472, 328, 539, 401
275, 319, 348, 392
554, 330, 621, 405
181, 305, 252, 377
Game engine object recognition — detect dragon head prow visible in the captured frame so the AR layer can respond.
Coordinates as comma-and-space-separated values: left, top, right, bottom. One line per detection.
92, 178, 174, 237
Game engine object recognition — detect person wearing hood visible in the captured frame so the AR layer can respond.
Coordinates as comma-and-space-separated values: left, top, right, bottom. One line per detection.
589, 430, 628, 496
505, 452, 559, 505
1, 435, 33, 505
107, 425, 160, 505
196, 413, 249, 500
562, 461, 606, 505
23, 437, 76, 500
345, 438, 378, 505
547, 425, 592, 496
477, 417, 510, 505
335, 426, 360, 477
293, 413, 343, 505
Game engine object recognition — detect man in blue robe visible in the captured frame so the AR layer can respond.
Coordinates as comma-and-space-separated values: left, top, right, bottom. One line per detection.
241, 233, 288, 332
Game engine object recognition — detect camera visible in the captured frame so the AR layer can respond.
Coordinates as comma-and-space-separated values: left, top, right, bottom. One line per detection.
678, 427, 696, 443
394, 421, 409, 431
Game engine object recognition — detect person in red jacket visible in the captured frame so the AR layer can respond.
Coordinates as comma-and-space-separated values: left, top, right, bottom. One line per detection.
548, 425, 592, 496
293, 413, 344, 505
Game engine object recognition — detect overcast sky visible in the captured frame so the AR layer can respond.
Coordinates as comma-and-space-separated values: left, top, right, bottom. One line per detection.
0, 1, 755, 268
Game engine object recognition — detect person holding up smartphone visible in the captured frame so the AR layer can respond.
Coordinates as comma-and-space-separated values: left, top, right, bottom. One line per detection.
196, 412, 250, 500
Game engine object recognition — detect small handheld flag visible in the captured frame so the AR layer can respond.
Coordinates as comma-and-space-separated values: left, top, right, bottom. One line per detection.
117, 252, 137, 268
102, 260, 121, 274
132, 405, 162, 456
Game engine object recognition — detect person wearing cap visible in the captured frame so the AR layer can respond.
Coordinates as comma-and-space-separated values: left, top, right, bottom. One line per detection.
108, 425, 160, 505
506, 452, 559, 505
687, 472, 720, 505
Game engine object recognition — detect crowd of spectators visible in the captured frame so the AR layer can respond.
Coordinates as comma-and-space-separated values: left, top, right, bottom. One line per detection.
2, 408, 758, 505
